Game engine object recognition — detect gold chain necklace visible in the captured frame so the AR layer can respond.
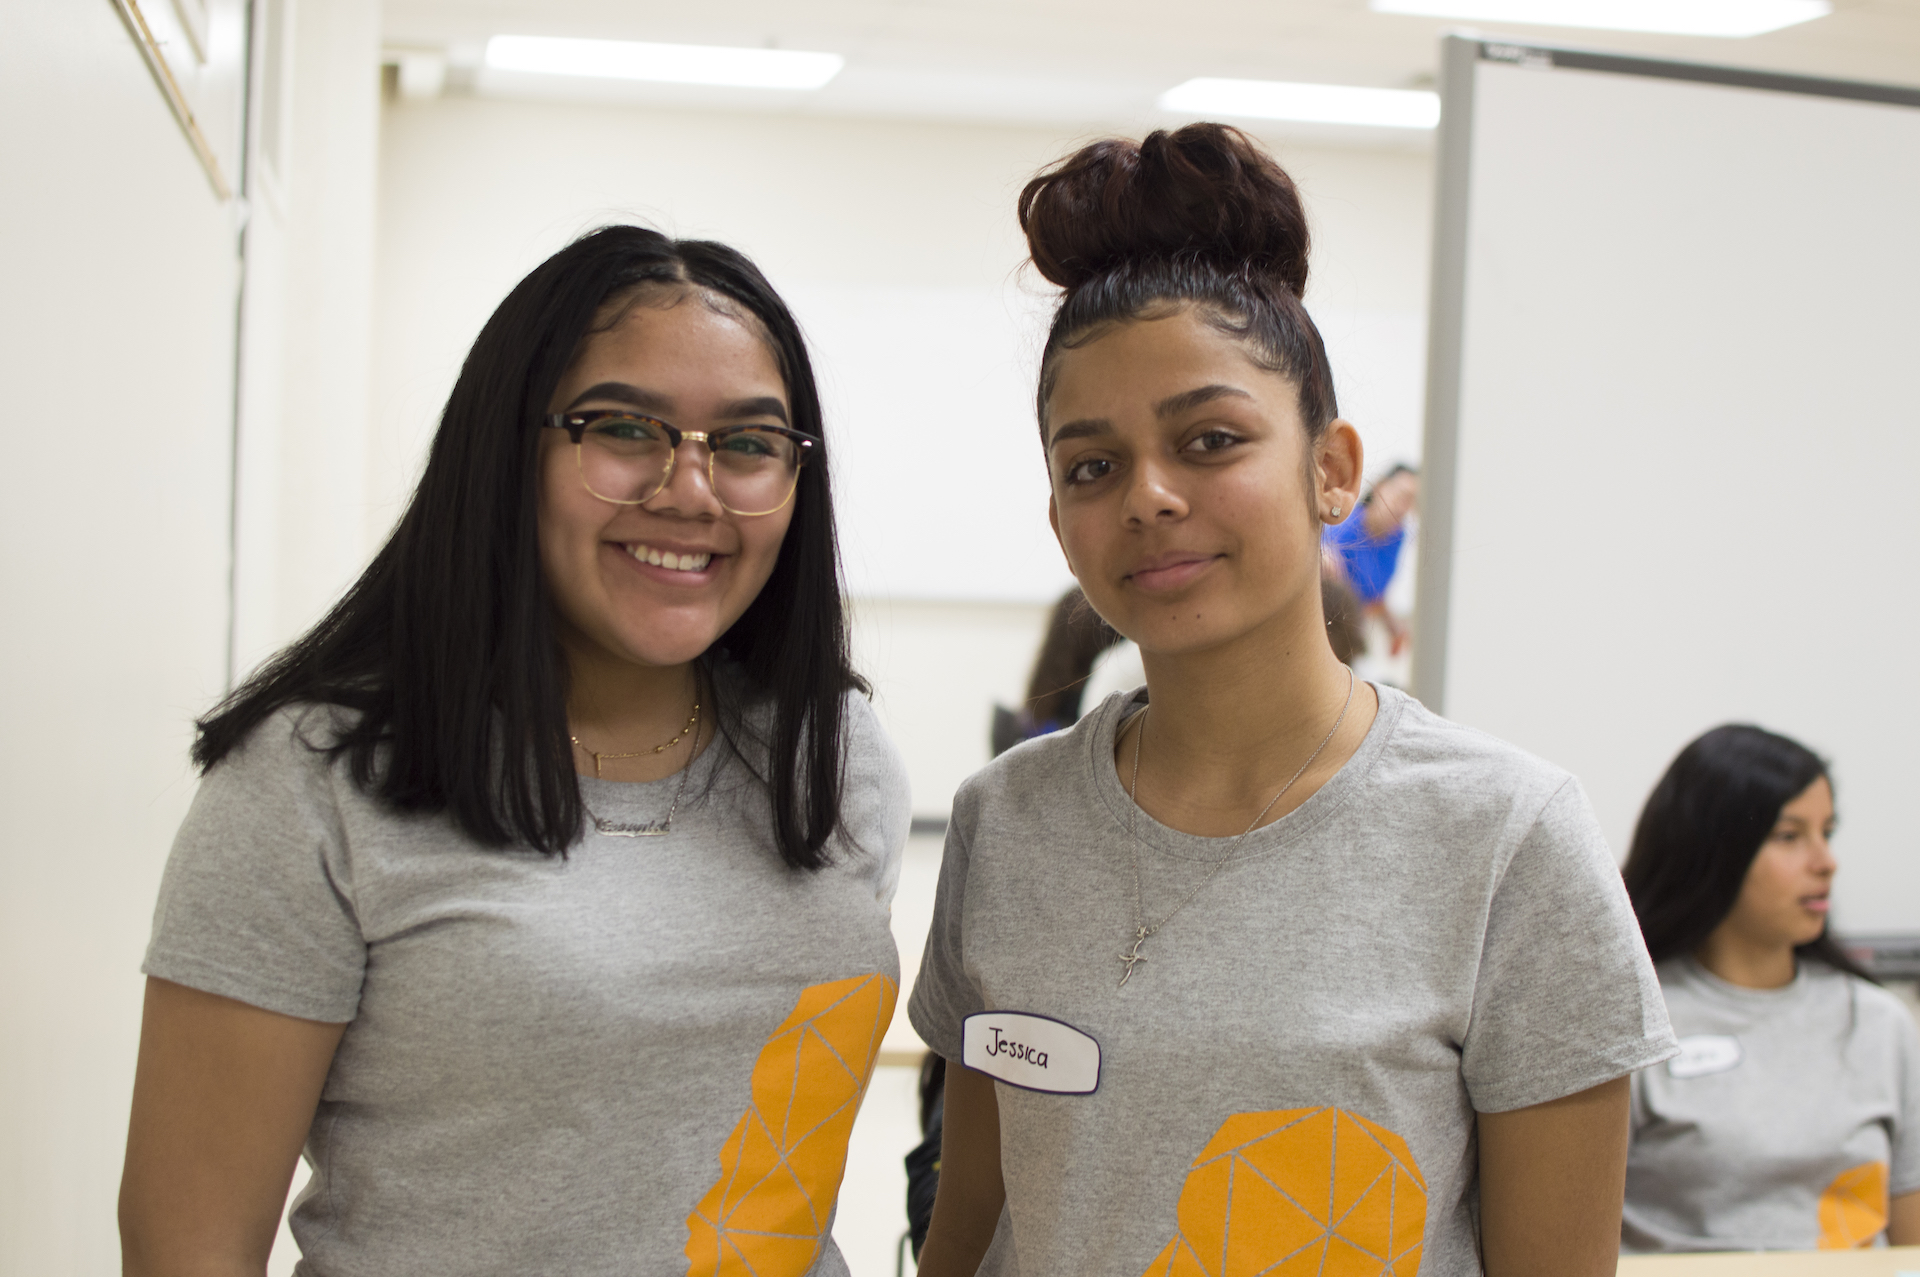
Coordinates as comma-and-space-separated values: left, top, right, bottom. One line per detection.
1117, 665, 1356, 989
570, 699, 701, 779
580, 700, 701, 838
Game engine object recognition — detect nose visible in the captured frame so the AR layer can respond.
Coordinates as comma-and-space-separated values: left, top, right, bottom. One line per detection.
1810, 830, 1837, 877
644, 437, 723, 517
1122, 456, 1189, 525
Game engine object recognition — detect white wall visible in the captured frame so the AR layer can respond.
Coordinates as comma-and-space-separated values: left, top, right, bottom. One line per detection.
0, 6, 240, 1272
372, 93, 1433, 813
232, 0, 384, 678
0, 3, 384, 1270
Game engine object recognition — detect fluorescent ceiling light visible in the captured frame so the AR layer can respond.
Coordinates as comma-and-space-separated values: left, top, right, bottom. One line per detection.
484, 36, 844, 90
1160, 78, 1441, 129
1368, 0, 1830, 37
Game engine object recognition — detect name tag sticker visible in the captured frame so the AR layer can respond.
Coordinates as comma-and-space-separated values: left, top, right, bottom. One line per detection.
962, 1011, 1101, 1095
1668, 1034, 1743, 1079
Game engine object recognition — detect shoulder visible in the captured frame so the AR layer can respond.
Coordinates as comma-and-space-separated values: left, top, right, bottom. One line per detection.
204, 702, 361, 792
949, 690, 1122, 835
1372, 688, 1577, 818
833, 688, 912, 854
839, 688, 909, 797
1825, 968, 1919, 1032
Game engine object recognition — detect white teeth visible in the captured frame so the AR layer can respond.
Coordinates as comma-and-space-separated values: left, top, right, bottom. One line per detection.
627, 543, 711, 572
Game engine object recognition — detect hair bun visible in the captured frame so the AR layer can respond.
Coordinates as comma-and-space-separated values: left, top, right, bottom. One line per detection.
1018, 124, 1310, 299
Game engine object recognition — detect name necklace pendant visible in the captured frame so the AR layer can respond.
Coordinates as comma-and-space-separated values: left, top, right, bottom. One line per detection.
580, 701, 700, 838
1118, 665, 1356, 990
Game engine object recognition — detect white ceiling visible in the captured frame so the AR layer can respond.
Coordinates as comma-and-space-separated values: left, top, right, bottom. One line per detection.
384, 0, 1920, 136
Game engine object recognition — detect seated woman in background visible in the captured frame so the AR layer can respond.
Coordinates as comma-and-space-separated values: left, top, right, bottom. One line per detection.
118, 226, 909, 1277
1622, 724, 1920, 1252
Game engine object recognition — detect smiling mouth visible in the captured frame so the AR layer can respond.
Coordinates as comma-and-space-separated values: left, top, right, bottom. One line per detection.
625, 541, 714, 572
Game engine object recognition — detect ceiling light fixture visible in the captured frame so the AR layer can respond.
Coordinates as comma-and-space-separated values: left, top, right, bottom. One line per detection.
484, 35, 845, 90
1368, 0, 1831, 38
1159, 78, 1441, 129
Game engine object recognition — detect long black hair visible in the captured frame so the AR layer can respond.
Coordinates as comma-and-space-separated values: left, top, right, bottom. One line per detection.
1622, 724, 1872, 981
194, 226, 861, 868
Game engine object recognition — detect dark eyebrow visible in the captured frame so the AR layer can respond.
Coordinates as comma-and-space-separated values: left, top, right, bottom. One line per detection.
1046, 418, 1113, 452
715, 396, 790, 425
1046, 384, 1253, 450
1155, 384, 1253, 418
565, 382, 672, 414
562, 384, 790, 426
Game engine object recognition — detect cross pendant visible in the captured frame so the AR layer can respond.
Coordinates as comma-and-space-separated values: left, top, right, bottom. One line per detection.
1118, 928, 1151, 989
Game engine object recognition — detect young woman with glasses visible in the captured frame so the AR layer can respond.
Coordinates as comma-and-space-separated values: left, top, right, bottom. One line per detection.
907, 125, 1677, 1277
118, 227, 910, 1276
1621, 725, 1920, 1252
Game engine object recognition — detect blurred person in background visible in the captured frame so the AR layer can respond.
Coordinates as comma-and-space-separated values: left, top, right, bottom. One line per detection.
989, 587, 1123, 757
118, 227, 908, 1277
1621, 724, 1920, 1253
1322, 461, 1417, 656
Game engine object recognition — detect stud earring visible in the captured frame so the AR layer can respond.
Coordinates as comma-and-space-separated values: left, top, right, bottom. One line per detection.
1328, 505, 1343, 520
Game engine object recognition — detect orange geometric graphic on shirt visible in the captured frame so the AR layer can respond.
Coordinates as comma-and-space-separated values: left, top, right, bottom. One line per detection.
1138, 1107, 1428, 1277
684, 974, 898, 1277
1817, 1161, 1888, 1249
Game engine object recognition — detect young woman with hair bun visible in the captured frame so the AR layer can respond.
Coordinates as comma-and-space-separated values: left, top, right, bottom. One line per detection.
907, 125, 1677, 1276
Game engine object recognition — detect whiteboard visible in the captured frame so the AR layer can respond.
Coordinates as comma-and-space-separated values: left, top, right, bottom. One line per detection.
1413, 37, 1920, 930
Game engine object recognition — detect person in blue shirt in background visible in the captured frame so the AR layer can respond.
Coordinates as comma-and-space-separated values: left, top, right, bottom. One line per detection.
1323, 461, 1418, 655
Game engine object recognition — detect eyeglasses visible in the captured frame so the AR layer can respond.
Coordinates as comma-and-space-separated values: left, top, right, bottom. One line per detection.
543, 411, 818, 517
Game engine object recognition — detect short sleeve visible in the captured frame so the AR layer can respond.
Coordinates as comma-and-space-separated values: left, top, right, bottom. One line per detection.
906, 815, 982, 1062
1462, 778, 1678, 1113
1889, 994, 1920, 1196
833, 691, 913, 906
143, 708, 367, 1023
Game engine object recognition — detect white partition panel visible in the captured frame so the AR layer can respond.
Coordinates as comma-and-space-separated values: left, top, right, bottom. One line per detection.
1415, 37, 1920, 930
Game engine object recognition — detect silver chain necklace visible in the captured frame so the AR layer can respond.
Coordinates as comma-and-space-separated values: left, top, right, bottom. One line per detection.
582, 702, 700, 838
1117, 665, 1357, 989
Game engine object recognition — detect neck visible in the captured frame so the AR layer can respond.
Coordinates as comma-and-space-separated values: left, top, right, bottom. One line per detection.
1125, 606, 1377, 837
1694, 928, 1798, 990
560, 627, 703, 782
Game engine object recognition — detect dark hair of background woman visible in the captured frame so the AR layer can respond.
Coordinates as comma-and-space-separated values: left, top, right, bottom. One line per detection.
1017, 122, 1338, 454
1622, 723, 1874, 982
193, 226, 861, 868
1023, 589, 1121, 729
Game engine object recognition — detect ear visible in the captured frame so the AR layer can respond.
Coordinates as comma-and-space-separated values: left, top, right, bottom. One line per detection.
1048, 495, 1074, 576
1314, 420, 1365, 524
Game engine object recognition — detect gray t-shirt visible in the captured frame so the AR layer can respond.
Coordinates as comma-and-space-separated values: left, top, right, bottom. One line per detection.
143, 687, 911, 1277
908, 684, 1676, 1276
1624, 957, 1920, 1253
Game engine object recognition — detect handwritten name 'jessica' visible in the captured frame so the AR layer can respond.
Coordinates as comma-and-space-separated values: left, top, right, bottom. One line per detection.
985, 1025, 1048, 1069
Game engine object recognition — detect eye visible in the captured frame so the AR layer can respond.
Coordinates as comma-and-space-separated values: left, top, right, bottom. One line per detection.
717, 430, 778, 457
1183, 427, 1243, 455
588, 415, 666, 443
1061, 457, 1115, 486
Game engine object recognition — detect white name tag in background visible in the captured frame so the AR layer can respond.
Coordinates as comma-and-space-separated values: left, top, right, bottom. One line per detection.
962, 1011, 1101, 1094
1668, 1034, 1743, 1079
